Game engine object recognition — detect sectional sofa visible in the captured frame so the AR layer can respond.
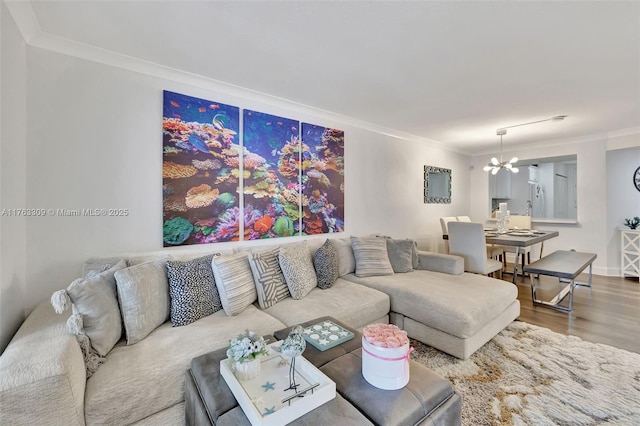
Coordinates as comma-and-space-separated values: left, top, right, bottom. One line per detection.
0, 236, 519, 425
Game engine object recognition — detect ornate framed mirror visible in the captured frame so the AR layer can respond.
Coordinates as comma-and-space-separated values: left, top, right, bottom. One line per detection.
424, 166, 451, 204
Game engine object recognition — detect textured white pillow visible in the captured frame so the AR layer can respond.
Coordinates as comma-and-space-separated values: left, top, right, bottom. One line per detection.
248, 248, 290, 309
115, 259, 170, 345
212, 252, 257, 316
64, 260, 127, 356
279, 241, 317, 300
350, 236, 395, 277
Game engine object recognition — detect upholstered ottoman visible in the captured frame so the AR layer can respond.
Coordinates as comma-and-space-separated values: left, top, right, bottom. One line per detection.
184, 335, 371, 425
274, 318, 462, 426
185, 318, 461, 425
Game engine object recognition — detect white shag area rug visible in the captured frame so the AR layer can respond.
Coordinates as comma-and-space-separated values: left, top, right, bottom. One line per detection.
410, 321, 640, 425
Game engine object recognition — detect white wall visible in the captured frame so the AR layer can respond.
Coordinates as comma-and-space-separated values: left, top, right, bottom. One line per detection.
0, 42, 471, 350
606, 145, 640, 275
0, 2, 27, 352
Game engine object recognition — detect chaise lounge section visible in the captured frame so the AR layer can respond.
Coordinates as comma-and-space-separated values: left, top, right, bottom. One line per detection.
345, 252, 520, 359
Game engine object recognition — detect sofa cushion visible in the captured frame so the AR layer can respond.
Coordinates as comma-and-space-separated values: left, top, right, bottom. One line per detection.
333, 238, 356, 276
264, 278, 390, 330
417, 251, 464, 275
343, 270, 517, 338
351, 236, 394, 277
279, 241, 317, 299
212, 252, 258, 316
248, 248, 290, 309
314, 239, 339, 289
115, 259, 170, 345
84, 305, 286, 426
63, 260, 127, 356
166, 254, 222, 326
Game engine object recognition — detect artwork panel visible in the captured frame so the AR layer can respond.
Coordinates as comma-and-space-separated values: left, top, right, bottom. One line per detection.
301, 123, 345, 235
242, 109, 301, 240
162, 90, 241, 246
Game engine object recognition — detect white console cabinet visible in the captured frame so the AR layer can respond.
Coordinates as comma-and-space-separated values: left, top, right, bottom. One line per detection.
621, 229, 640, 280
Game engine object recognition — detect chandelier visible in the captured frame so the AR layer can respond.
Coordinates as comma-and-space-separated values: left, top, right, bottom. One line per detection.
483, 129, 518, 174
483, 115, 567, 175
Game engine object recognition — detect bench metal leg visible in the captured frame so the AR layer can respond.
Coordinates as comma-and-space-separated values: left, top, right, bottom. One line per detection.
529, 263, 593, 313
530, 274, 574, 313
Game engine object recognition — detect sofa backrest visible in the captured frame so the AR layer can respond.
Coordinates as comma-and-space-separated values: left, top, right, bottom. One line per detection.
82, 237, 336, 275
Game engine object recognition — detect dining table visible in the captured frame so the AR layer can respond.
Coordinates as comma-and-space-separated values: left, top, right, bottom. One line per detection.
444, 228, 560, 283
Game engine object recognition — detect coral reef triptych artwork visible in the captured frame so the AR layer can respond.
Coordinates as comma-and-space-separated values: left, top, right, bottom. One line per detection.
162, 91, 344, 247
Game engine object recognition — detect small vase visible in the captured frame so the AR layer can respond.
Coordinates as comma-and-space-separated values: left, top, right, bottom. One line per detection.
233, 358, 261, 381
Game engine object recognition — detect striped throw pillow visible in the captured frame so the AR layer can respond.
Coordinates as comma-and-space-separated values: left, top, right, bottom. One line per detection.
212, 252, 257, 316
350, 236, 394, 277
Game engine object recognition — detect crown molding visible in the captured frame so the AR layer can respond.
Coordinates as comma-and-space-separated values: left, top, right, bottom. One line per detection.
3, 0, 460, 155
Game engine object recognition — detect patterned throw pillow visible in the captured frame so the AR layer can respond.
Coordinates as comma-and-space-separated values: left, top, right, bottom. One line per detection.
212, 252, 258, 316
248, 248, 290, 309
166, 254, 222, 327
115, 259, 170, 345
314, 239, 339, 289
385, 238, 417, 273
350, 236, 395, 277
279, 241, 318, 300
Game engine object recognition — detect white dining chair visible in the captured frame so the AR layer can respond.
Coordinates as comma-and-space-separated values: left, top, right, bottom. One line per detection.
448, 221, 503, 277
456, 216, 503, 262
439, 217, 458, 253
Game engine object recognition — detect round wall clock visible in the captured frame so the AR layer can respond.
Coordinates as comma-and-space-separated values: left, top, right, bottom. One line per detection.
635, 166, 640, 192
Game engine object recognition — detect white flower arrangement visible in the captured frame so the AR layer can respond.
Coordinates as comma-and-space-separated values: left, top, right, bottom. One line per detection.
226, 330, 268, 363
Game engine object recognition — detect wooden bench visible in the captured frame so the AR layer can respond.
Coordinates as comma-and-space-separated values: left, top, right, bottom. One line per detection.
523, 250, 597, 313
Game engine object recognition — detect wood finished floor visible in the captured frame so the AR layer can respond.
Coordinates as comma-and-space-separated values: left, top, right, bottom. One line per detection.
500, 268, 640, 354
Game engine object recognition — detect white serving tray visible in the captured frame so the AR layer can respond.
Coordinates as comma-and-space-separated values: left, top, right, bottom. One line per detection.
220, 341, 336, 426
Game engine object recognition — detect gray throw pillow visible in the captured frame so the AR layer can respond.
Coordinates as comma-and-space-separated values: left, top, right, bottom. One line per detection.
212, 252, 258, 316
350, 236, 394, 277
279, 241, 317, 299
64, 260, 127, 356
332, 238, 356, 276
166, 254, 222, 326
248, 248, 290, 309
115, 259, 170, 345
314, 239, 339, 289
385, 238, 417, 273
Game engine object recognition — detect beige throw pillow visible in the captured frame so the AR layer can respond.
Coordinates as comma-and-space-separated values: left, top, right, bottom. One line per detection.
63, 260, 127, 356
279, 241, 317, 299
115, 259, 170, 345
351, 236, 394, 277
